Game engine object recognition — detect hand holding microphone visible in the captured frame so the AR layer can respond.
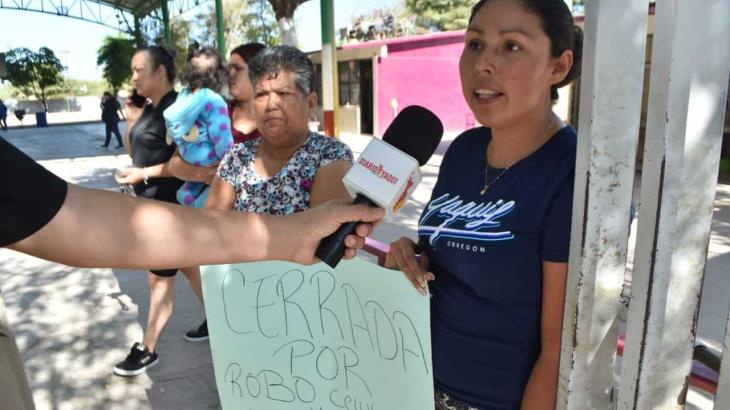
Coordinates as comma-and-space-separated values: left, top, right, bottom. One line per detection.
315, 105, 443, 267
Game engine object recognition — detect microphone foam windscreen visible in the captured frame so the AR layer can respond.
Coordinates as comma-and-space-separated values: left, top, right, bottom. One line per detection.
382, 105, 444, 166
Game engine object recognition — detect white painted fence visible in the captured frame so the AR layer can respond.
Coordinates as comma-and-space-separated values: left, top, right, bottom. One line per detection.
559, 0, 730, 409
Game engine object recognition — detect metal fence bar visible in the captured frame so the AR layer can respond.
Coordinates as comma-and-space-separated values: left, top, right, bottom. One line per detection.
616, 0, 730, 407
616, 0, 683, 406
557, 0, 649, 408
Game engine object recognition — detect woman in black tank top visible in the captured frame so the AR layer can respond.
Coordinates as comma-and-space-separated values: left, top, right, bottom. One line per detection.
111, 46, 206, 378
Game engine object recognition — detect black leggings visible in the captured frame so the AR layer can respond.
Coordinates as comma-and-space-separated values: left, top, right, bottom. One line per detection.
104, 121, 123, 146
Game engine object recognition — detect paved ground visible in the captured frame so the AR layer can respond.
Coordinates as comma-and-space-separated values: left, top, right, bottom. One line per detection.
0, 120, 728, 409
0, 122, 220, 410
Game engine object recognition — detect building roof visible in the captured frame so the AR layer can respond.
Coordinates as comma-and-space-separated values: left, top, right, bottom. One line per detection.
312, 3, 659, 63
310, 30, 465, 63
0, 0, 176, 32
340, 30, 465, 51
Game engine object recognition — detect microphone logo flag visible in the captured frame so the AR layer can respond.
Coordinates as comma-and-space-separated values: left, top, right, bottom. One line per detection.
344, 138, 421, 220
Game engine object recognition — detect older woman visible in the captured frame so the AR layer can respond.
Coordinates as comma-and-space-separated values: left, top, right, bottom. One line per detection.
207, 45, 353, 213
184, 46, 354, 335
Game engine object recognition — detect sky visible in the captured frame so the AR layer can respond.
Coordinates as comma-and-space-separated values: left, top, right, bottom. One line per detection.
0, 0, 402, 80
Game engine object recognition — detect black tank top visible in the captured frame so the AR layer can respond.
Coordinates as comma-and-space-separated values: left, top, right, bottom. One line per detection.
129, 90, 183, 200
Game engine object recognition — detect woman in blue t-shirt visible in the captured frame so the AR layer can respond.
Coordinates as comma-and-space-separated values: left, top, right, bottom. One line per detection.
385, 1, 583, 409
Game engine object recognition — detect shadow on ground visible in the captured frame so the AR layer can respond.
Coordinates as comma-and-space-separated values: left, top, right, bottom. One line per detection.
111, 267, 219, 410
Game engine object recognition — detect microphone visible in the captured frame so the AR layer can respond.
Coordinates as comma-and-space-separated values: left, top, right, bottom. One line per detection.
315, 105, 443, 268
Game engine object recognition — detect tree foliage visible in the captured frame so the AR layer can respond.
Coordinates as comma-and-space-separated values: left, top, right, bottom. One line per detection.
196, 0, 280, 54
134, 0, 310, 57
5, 47, 65, 111
1, 78, 108, 101
405, 0, 473, 31
96, 36, 136, 96
244, 0, 281, 46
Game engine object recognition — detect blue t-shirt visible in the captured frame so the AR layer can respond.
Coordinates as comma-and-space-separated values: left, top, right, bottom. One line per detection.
419, 125, 577, 409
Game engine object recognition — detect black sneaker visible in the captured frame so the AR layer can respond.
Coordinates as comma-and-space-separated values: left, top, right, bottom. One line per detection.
113, 342, 159, 376
184, 320, 208, 342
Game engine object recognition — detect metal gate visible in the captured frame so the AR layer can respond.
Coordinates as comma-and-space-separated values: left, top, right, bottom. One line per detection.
558, 0, 730, 409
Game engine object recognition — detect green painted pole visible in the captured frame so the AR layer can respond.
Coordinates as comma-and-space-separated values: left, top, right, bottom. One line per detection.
215, 0, 225, 57
321, 0, 333, 44
161, 0, 171, 47
320, 0, 339, 137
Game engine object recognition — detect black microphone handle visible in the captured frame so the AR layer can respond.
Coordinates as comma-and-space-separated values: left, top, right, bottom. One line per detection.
315, 194, 378, 268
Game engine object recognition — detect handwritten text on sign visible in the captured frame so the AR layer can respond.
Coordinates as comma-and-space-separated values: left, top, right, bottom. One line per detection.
201, 258, 434, 410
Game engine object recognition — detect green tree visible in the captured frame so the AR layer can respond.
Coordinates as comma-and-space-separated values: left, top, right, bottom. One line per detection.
238, 0, 280, 47
97, 36, 136, 96
5, 47, 65, 112
62, 78, 107, 97
137, 15, 195, 70
405, 0, 472, 31
196, 0, 280, 55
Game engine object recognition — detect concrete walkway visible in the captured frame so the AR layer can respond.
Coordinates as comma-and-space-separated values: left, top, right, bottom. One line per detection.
0, 121, 728, 409
0, 122, 218, 410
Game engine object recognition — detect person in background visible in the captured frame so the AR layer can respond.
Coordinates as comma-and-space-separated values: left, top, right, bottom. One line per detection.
0, 99, 8, 131
165, 43, 233, 343
0, 132, 382, 410
130, 43, 266, 201
112, 45, 204, 377
227, 43, 266, 144
170, 43, 267, 343
100, 92, 123, 148
163, 43, 232, 208
131, 42, 264, 199
117, 46, 238, 344
385, 0, 582, 408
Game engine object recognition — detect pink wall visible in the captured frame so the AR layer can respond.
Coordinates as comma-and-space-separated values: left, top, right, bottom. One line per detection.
374, 32, 473, 136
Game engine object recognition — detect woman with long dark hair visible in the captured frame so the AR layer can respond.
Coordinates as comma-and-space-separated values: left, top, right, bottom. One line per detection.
386, 1, 583, 408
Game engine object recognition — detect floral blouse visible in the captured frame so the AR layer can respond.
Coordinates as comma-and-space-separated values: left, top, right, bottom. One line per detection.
217, 132, 353, 214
